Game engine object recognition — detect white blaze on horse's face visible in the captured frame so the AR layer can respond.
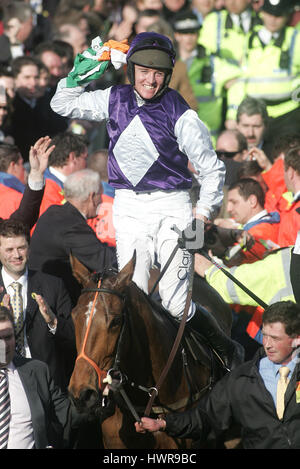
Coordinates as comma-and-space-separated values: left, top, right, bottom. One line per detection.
85, 300, 95, 327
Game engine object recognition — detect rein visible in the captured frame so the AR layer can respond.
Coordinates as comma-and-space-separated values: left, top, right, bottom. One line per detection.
144, 252, 195, 417
144, 288, 192, 416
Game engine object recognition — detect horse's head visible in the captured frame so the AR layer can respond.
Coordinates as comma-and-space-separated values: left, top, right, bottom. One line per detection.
68, 253, 136, 415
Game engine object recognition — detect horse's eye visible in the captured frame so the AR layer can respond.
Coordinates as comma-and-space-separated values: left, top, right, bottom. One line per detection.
109, 316, 122, 329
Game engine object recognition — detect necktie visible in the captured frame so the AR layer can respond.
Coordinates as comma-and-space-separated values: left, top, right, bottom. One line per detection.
276, 366, 290, 419
0, 368, 10, 449
10, 282, 25, 356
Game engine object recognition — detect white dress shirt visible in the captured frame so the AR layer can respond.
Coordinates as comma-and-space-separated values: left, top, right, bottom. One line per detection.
48, 166, 67, 184
6, 362, 35, 449
231, 10, 251, 33
245, 209, 268, 225
293, 190, 300, 203
258, 28, 280, 45
294, 230, 300, 254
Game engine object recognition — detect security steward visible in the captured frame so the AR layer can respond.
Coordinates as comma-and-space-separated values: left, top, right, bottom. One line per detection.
198, 0, 262, 65
226, 0, 300, 121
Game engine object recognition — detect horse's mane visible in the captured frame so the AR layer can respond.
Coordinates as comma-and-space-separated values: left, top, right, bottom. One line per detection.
128, 281, 180, 332
92, 269, 181, 334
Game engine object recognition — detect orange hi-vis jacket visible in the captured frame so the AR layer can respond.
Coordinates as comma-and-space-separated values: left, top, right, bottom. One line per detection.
234, 211, 281, 264
0, 172, 24, 219
262, 158, 289, 214
39, 169, 65, 217
277, 195, 300, 247
87, 181, 116, 247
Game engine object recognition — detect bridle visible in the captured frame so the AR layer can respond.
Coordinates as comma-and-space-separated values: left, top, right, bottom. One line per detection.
75, 278, 125, 391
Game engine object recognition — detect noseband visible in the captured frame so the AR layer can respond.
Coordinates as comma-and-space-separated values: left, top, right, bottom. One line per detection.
76, 279, 125, 391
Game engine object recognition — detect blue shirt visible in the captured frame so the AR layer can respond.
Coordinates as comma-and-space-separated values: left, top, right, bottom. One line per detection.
259, 355, 298, 406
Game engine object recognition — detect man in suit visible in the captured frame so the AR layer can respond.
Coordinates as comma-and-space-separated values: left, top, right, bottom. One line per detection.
29, 169, 117, 307
0, 219, 76, 391
0, 306, 77, 449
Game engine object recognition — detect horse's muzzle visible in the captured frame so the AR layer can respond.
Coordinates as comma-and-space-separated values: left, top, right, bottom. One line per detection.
69, 387, 100, 415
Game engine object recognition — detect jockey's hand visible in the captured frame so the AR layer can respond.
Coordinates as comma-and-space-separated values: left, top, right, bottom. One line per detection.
135, 417, 166, 433
195, 213, 208, 224
176, 218, 205, 254
31, 293, 57, 330
29, 136, 55, 182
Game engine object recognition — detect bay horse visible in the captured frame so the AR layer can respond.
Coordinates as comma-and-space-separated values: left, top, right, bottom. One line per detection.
68, 254, 232, 449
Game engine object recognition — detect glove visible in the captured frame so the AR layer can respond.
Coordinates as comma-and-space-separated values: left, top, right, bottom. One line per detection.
66, 36, 130, 88
176, 218, 205, 254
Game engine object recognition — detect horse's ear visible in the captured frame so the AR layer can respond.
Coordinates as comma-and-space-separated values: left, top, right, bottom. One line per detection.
115, 250, 136, 291
70, 254, 92, 287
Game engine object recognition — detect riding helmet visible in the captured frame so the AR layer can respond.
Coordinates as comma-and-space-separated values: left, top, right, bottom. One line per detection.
126, 32, 176, 96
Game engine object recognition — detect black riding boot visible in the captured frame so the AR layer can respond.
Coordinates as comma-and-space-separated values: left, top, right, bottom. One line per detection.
188, 304, 244, 371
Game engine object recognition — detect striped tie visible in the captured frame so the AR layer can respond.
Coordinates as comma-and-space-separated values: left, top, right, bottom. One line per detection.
0, 368, 10, 449
10, 282, 25, 356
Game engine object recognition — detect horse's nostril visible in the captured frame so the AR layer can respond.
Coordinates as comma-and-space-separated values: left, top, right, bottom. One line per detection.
79, 388, 99, 409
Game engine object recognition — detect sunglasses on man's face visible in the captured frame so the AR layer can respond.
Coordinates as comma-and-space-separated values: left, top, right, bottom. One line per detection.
216, 150, 240, 159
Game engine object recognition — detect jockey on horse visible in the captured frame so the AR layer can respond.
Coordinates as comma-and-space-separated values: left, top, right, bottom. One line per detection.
50, 31, 244, 370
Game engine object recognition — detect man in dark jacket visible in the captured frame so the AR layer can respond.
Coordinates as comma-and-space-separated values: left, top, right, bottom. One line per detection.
135, 301, 300, 449
29, 169, 117, 307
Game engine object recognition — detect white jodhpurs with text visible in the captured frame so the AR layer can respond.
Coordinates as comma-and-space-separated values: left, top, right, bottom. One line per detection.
113, 189, 195, 319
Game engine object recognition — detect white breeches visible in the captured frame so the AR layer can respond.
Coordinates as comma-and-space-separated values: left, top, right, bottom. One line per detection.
113, 189, 195, 319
